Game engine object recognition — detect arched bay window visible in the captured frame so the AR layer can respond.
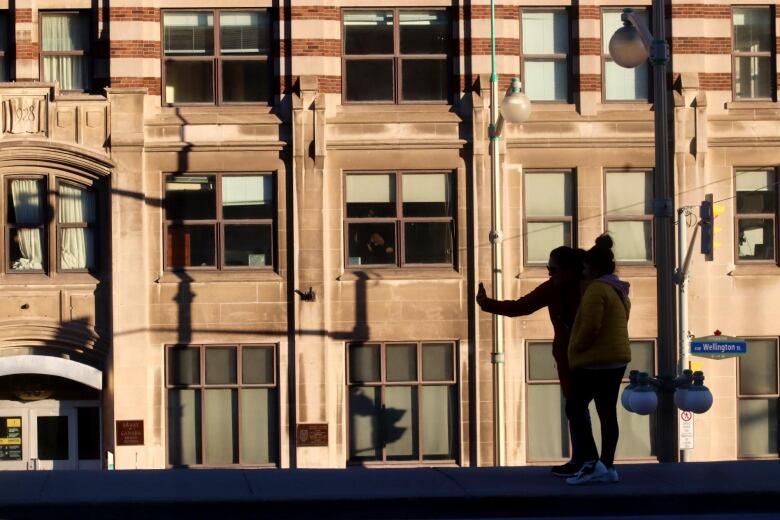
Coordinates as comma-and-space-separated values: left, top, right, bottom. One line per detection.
4, 175, 98, 274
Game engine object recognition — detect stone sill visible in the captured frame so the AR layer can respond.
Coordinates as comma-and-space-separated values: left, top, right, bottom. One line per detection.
149, 105, 280, 126
725, 100, 780, 110
155, 270, 283, 284
727, 263, 780, 276
332, 104, 462, 124
0, 272, 101, 286
336, 268, 461, 281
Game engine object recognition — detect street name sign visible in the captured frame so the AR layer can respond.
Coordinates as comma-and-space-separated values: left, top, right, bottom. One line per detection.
690, 334, 747, 359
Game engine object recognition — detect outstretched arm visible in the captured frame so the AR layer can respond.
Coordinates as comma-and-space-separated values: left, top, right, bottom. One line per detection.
476, 280, 552, 318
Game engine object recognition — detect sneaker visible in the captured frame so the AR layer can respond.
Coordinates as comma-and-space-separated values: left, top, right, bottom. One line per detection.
565, 460, 610, 485
604, 466, 619, 483
551, 461, 582, 477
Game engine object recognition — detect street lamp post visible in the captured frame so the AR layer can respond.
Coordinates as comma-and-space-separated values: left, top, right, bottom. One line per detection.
488, 0, 531, 467
609, 6, 680, 462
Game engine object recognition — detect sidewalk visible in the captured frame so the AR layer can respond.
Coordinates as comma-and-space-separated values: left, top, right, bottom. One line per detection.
0, 460, 778, 519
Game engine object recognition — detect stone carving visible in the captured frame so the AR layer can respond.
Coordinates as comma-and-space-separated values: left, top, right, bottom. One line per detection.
3, 97, 43, 135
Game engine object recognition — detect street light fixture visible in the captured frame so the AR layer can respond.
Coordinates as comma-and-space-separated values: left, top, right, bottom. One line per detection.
488, 0, 532, 467
622, 369, 714, 415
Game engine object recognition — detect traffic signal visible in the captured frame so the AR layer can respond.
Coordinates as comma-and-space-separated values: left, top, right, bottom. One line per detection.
700, 194, 714, 261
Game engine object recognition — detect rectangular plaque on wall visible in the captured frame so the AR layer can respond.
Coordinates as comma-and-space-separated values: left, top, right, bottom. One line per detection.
296, 423, 328, 447
116, 420, 144, 446
0, 417, 22, 461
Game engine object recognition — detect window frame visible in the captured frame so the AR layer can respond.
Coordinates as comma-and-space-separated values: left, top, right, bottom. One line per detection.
604, 168, 655, 265
161, 8, 272, 107
524, 338, 657, 463
163, 172, 276, 272
341, 7, 451, 105
522, 169, 577, 266
734, 167, 779, 265
165, 343, 279, 468
736, 337, 780, 459
343, 170, 457, 269
519, 7, 572, 104
731, 5, 776, 102
56, 178, 99, 274
345, 340, 459, 466
38, 10, 93, 93
600, 6, 652, 104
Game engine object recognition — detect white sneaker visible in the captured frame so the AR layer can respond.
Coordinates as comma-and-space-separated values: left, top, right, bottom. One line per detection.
565, 460, 610, 485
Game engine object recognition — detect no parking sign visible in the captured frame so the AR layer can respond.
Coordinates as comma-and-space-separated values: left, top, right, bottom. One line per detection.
679, 410, 694, 450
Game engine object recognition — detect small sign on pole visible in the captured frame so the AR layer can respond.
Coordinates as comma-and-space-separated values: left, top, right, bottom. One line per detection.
690, 331, 747, 359
679, 410, 694, 450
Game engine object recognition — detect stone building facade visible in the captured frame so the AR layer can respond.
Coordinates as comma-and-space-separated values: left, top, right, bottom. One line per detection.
0, 0, 777, 470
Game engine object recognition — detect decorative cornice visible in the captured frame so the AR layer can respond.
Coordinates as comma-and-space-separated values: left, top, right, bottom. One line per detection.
0, 140, 114, 178
506, 137, 655, 149
142, 140, 287, 152
327, 139, 466, 150
0, 320, 106, 364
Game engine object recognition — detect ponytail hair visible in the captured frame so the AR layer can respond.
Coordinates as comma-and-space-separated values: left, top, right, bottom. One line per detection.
585, 234, 616, 276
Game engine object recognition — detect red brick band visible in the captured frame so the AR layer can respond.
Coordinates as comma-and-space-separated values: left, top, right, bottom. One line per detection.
287, 39, 341, 57
110, 41, 161, 59
106, 8, 161, 22
699, 72, 731, 90
579, 38, 602, 56
110, 76, 162, 96
458, 6, 519, 20
460, 38, 520, 56
578, 73, 601, 92
281, 6, 340, 21
317, 75, 341, 93
670, 5, 731, 19
578, 6, 601, 20
15, 8, 32, 23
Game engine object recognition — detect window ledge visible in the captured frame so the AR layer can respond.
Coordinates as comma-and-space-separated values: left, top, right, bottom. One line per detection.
615, 265, 657, 278
337, 268, 461, 281
0, 272, 101, 285
155, 270, 283, 284
727, 263, 780, 276
726, 100, 780, 110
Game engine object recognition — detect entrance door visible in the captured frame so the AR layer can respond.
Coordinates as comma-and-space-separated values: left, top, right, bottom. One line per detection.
0, 401, 101, 470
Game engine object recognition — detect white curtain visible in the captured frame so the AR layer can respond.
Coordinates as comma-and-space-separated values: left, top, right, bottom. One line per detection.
10, 180, 43, 271
42, 14, 88, 90
59, 184, 96, 270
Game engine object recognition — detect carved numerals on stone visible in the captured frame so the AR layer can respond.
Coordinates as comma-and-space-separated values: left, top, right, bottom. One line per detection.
2, 97, 44, 135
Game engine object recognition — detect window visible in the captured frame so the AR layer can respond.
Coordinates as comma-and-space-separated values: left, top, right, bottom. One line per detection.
605, 170, 653, 263
736, 169, 777, 262
347, 342, 457, 463
345, 172, 455, 267
164, 174, 274, 270
524, 170, 575, 264
0, 12, 9, 81
342, 9, 450, 103
525, 340, 655, 462
163, 10, 271, 105
602, 8, 649, 101
521, 9, 569, 102
738, 338, 779, 458
733, 7, 775, 100
40, 12, 91, 91
4, 176, 98, 273
166, 344, 278, 466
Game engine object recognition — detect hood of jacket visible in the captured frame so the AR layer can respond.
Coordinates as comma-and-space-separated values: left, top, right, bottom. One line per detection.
596, 274, 630, 301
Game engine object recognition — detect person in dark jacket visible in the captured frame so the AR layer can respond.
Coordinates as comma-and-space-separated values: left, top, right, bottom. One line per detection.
476, 245, 586, 476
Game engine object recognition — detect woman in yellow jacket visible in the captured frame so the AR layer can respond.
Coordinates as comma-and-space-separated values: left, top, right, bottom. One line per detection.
565, 234, 631, 485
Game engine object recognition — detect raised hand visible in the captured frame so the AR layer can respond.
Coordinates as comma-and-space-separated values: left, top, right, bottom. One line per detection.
476, 282, 487, 307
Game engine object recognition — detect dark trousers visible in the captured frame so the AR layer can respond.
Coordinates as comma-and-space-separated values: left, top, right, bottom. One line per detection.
565, 366, 626, 467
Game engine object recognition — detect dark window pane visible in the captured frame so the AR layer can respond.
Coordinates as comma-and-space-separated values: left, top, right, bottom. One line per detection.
168, 348, 200, 385
733, 7, 772, 53
404, 222, 452, 264
205, 347, 237, 385
222, 176, 274, 219
735, 56, 773, 99
627, 341, 655, 376
344, 10, 394, 55
220, 11, 269, 54
386, 344, 417, 382
225, 225, 272, 267
7, 179, 44, 224
736, 170, 776, 213
740, 340, 778, 395
402, 173, 452, 217
348, 223, 396, 266
204, 389, 238, 464
222, 60, 269, 103
527, 342, 557, 381
422, 343, 454, 381
168, 389, 202, 465
77, 407, 100, 460
346, 174, 396, 218
166, 225, 216, 267
738, 218, 775, 260
0, 58, 7, 82
384, 386, 419, 461
349, 386, 381, 460
165, 61, 214, 103
345, 60, 394, 102
399, 10, 449, 54
739, 399, 779, 456
421, 385, 456, 460
401, 59, 448, 101
164, 11, 214, 55
37, 416, 69, 460
240, 388, 277, 464
243, 347, 274, 385
165, 176, 216, 220
349, 344, 380, 383
8, 228, 44, 271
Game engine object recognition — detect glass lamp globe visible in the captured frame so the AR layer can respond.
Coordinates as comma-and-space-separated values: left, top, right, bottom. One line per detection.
685, 386, 713, 414
629, 388, 658, 415
673, 387, 690, 411
609, 25, 649, 68
621, 386, 635, 412
500, 78, 532, 123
